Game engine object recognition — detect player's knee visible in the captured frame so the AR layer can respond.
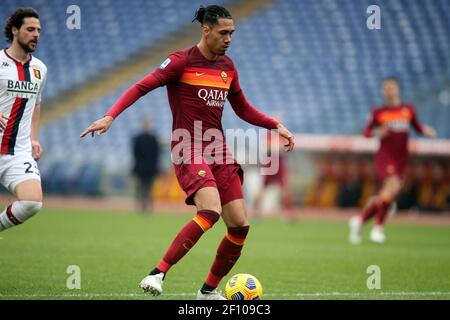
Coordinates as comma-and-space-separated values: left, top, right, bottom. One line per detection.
19, 200, 43, 219
224, 213, 249, 228
197, 199, 222, 215
386, 177, 402, 192
391, 190, 401, 200
381, 186, 399, 203
393, 182, 402, 195
227, 225, 250, 245
380, 192, 394, 203
194, 209, 221, 232
384, 187, 400, 202
194, 187, 222, 214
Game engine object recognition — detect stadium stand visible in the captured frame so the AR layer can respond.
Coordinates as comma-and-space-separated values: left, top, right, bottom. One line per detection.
1, 0, 448, 196
1, 0, 223, 100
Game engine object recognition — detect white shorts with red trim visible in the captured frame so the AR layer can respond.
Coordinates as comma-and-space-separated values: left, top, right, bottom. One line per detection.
0, 153, 41, 194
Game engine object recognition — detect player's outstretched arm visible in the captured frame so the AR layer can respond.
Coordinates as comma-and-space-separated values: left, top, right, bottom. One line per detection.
228, 70, 294, 151
227, 90, 295, 152
276, 123, 295, 152
363, 109, 378, 138
410, 106, 437, 138
422, 125, 437, 138
80, 53, 185, 139
80, 116, 114, 138
79, 73, 161, 138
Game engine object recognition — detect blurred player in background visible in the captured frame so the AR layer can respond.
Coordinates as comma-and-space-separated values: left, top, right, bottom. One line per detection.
81, 5, 295, 299
132, 119, 160, 213
349, 77, 437, 244
253, 120, 293, 220
0, 8, 46, 232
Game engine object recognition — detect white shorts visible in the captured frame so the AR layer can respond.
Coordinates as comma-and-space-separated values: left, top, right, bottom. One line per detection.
0, 153, 41, 194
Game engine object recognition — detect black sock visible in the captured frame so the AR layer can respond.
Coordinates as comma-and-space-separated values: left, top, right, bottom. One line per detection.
200, 283, 216, 293
149, 268, 166, 279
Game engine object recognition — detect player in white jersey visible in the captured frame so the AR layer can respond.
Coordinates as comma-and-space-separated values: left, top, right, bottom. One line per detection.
0, 8, 46, 232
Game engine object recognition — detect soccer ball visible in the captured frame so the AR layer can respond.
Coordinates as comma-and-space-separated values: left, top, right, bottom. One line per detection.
225, 273, 263, 300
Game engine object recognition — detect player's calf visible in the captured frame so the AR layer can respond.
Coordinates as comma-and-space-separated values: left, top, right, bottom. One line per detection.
140, 209, 221, 294
201, 225, 250, 294
379, 176, 402, 203
158, 209, 221, 270
0, 200, 43, 232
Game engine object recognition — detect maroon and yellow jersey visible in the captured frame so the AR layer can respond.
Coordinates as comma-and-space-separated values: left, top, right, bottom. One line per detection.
106, 45, 278, 164
363, 103, 424, 178
152, 46, 238, 140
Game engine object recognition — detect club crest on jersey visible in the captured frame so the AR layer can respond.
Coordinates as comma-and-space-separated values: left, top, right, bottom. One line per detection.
160, 58, 171, 69
198, 170, 206, 177
33, 68, 41, 79
220, 71, 227, 83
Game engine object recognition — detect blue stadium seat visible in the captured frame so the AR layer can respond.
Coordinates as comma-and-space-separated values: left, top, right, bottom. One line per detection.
1, 0, 231, 100
6, 0, 449, 194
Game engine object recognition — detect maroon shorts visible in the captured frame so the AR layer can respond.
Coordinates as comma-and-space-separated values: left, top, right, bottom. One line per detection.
174, 162, 244, 206
375, 159, 406, 181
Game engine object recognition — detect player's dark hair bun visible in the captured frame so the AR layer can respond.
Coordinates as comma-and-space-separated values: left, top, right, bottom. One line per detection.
192, 5, 232, 25
192, 6, 206, 24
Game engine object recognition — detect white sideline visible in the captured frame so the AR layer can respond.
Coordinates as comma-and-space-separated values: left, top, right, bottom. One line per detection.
1, 291, 450, 298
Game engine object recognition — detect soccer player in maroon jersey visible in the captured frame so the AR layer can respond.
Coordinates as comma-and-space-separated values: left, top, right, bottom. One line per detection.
80, 5, 295, 299
349, 77, 436, 244
253, 130, 293, 219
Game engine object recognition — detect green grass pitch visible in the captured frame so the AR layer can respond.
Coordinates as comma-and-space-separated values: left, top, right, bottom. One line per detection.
0, 208, 449, 300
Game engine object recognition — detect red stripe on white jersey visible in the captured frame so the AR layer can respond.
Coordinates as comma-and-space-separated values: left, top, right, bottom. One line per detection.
1, 60, 25, 154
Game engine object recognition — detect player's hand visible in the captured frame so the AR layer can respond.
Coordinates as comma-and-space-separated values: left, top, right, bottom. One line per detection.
32, 140, 43, 161
80, 116, 114, 138
276, 123, 295, 152
0, 113, 9, 132
377, 125, 390, 138
422, 126, 437, 138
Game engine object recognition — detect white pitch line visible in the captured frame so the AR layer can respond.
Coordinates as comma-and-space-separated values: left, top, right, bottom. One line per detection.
0, 293, 194, 298
1, 292, 450, 298
264, 291, 450, 297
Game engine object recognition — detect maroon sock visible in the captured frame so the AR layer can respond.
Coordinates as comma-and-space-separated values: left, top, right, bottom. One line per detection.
361, 198, 380, 223
155, 209, 220, 273
375, 200, 391, 226
205, 225, 250, 288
